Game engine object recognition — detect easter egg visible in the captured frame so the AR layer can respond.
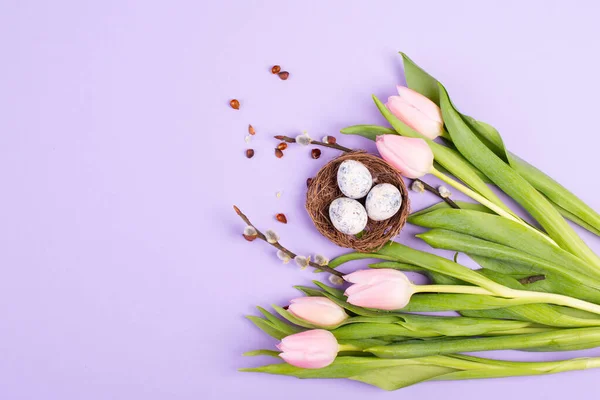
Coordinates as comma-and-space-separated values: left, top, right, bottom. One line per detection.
329, 198, 368, 235
365, 183, 402, 221
337, 160, 373, 199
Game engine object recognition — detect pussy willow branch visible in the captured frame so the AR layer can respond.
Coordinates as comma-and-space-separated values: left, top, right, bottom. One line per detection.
274, 135, 353, 153
233, 205, 344, 277
414, 178, 460, 209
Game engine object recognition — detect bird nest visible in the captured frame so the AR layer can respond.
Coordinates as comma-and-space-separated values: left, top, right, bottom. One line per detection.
306, 151, 410, 252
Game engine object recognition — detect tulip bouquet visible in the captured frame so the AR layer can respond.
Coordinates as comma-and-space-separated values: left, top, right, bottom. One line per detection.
240, 53, 600, 390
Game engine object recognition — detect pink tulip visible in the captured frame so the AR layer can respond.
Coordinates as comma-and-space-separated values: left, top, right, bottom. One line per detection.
288, 297, 349, 327
386, 86, 444, 139
277, 329, 339, 369
376, 135, 434, 178
343, 269, 414, 310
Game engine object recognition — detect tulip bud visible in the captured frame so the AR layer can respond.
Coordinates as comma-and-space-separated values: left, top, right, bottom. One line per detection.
386, 86, 443, 139
277, 329, 339, 369
376, 135, 434, 178
343, 269, 414, 310
288, 297, 349, 327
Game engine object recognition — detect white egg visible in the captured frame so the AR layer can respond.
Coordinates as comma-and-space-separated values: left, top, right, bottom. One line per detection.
329, 198, 368, 235
365, 183, 402, 221
337, 160, 373, 199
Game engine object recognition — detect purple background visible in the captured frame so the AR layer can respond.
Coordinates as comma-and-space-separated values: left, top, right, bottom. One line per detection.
2, 1, 600, 398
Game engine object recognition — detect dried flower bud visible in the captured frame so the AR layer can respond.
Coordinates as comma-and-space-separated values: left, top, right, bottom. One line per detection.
275, 149, 284, 158
296, 134, 311, 146
311, 148, 321, 159
229, 99, 240, 109
314, 254, 329, 266
278, 71, 290, 80
271, 65, 281, 74
277, 250, 291, 264
276, 213, 288, 224
438, 186, 452, 198
322, 136, 336, 144
265, 229, 280, 244
245, 149, 255, 158
294, 255, 311, 269
328, 274, 344, 286
277, 142, 288, 151
248, 125, 256, 135
411, 180, 425, 193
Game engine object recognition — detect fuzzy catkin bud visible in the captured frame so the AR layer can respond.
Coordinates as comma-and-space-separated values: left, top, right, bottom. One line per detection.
314, 254, 329, 266
438, 186, 451, 198
277, 250, 291, 264
244, 226, 257, 236
411, 180, 425, 193
328, 274, 344, 286
294, 255, 311, 269
265, 229, 280, 244
295, 133, 312, 146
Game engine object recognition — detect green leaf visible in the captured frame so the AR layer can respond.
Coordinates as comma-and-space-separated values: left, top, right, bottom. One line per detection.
439, 83, 600, 268
366, 327, 600, 359
256, 307, 302, 335
340, 124, 396, 141
350, 365, 458, 391
293, 285, 326, 297
552, 201, 600, 236
410, 200, 492, 219
243, 350, 280, 357
511, 154, 600, 236
312, 281, 345, 298
400, 52, 441, 105
246, 316, 288, 340
416, 229, 600, 292
409, 208, 600, 280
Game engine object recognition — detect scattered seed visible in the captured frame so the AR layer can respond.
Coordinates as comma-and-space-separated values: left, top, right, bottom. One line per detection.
306, 178, 313, 187
245, 149, 255, 158
275, 149, 284, 158
229, 99, 240, 109
271, 65, 281, 74
277, 142, 288, 151
278, 71, 290, 80
311, 148, 321, 159
244, 135, 252, 144
276, 213, 288, 224
276, 191, 283, 198
248, 125, 256, 135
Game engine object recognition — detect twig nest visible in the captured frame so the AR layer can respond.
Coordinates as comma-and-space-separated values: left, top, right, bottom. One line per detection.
306, 151, 410, 252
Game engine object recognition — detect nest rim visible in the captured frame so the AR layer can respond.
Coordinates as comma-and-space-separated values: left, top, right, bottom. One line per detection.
306, 151, 410, 253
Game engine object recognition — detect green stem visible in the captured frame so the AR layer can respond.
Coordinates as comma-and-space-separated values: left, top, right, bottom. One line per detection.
430, 167, 557, 246
414, 285, 491, 295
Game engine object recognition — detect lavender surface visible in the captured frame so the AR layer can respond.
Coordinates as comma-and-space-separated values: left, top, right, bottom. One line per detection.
1, 1, 600, 399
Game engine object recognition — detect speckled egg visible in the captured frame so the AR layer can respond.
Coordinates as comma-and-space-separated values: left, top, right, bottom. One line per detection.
329, 198, 368, 235
365, 183, 402, 221
337, 160, 373, 199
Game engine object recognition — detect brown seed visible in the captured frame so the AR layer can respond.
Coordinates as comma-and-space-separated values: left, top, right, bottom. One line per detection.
276, 213, 288, 224
229, 99, 240, 109
248, 125, 256, 135
278, 71, 290, 80
326, 136, 337, 144
274, 135, 285, 140
276, 142, 288, 151
275, 149, 284, 158
243, 234, 257, 242
245, 149, 255, 158
306, 178, 313, 188
311, 148, 321, 159
271, 65, 281, 74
